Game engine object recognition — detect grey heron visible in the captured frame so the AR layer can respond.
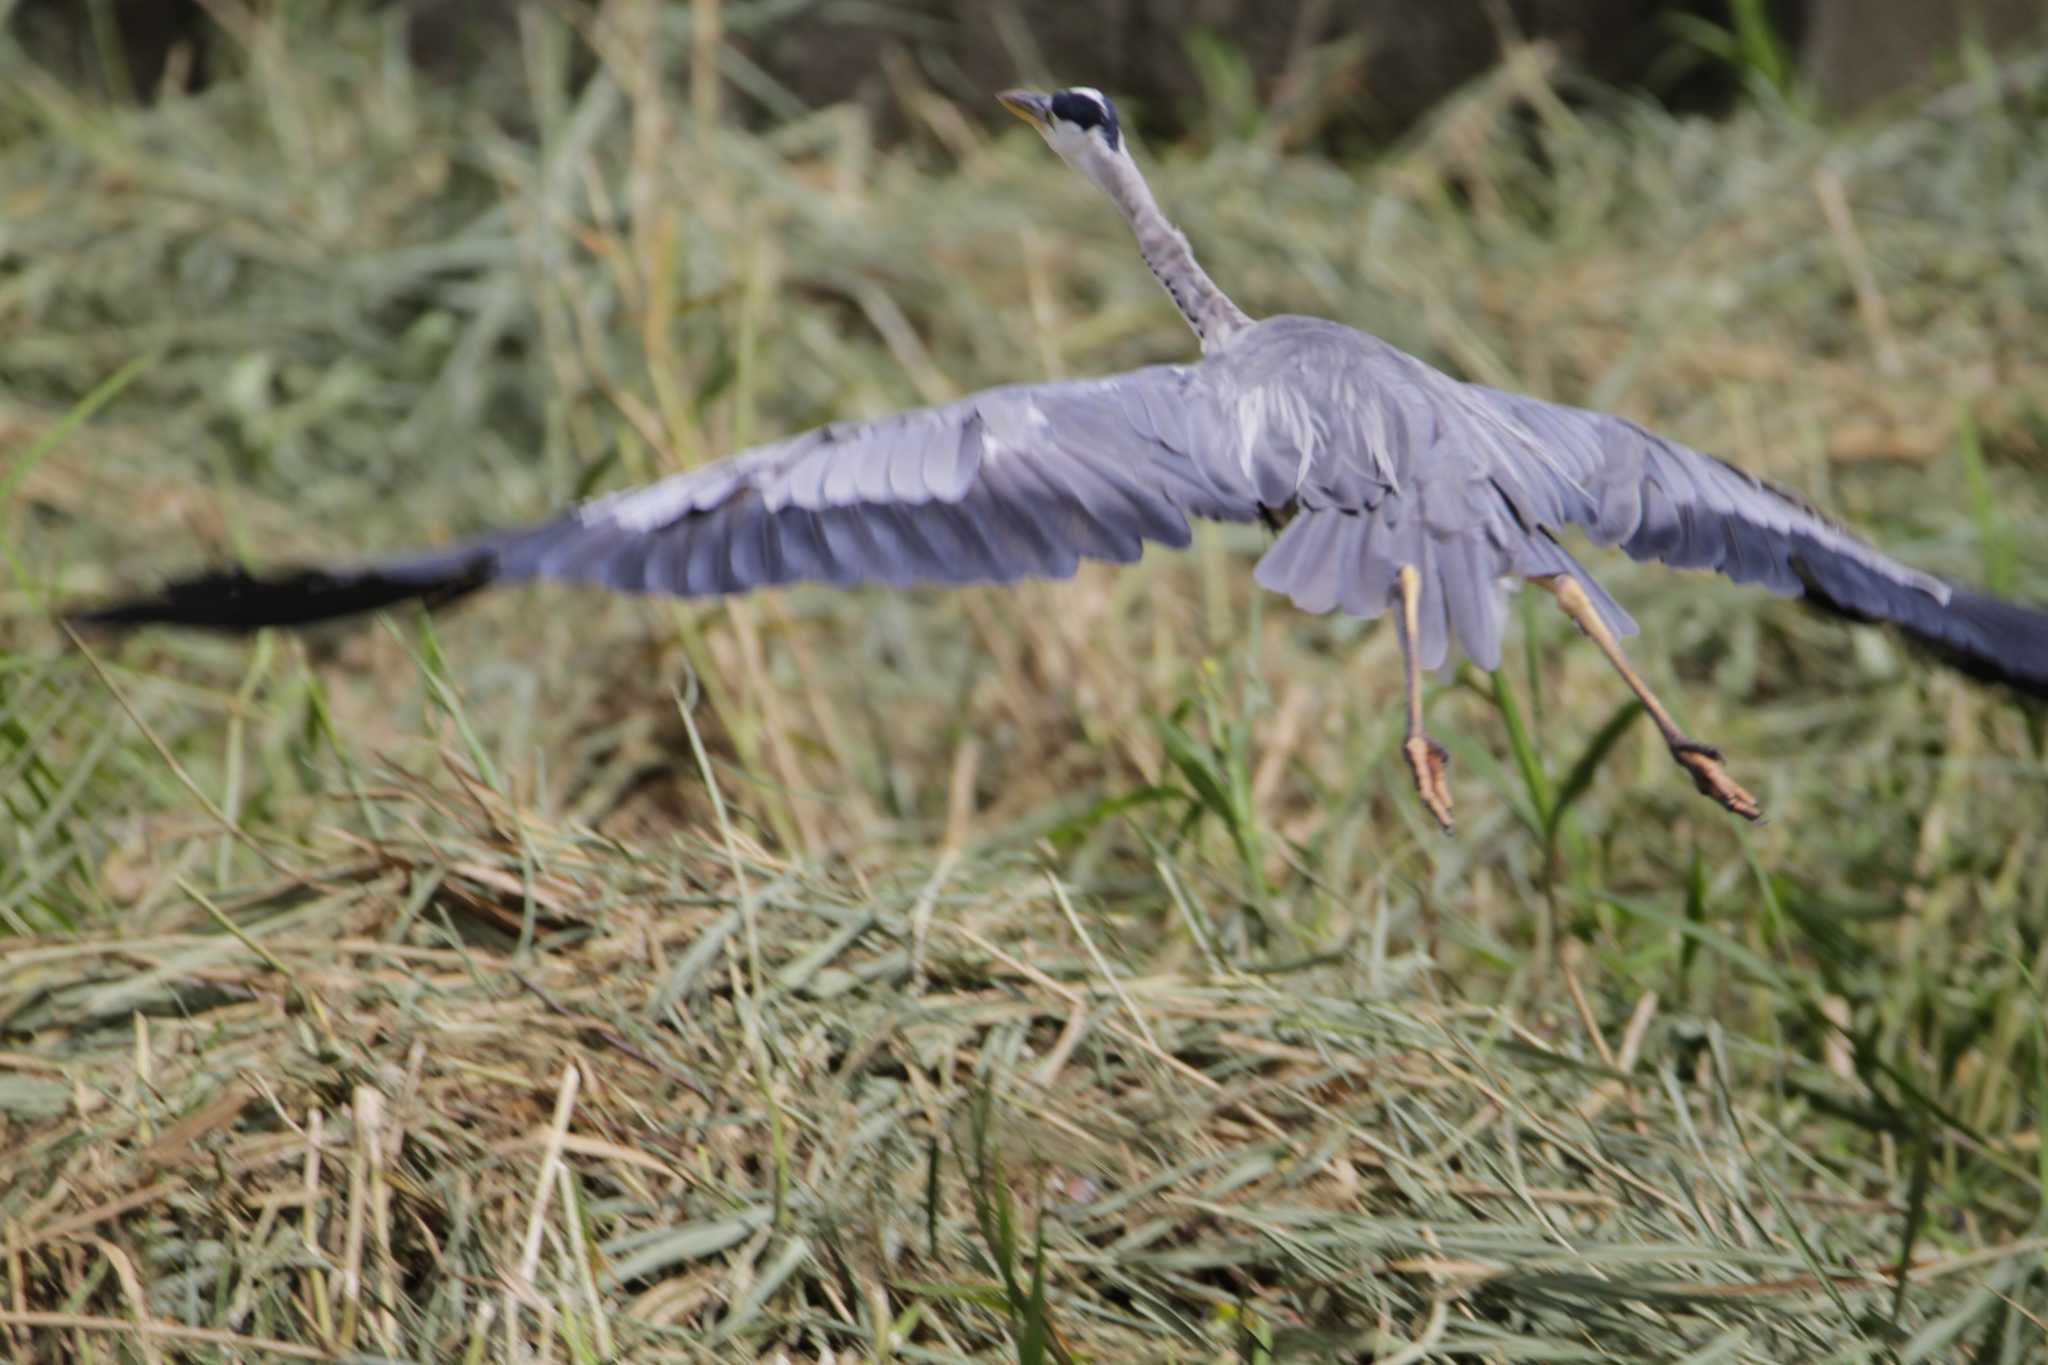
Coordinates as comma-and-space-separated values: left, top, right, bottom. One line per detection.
73, 86, 2048, 831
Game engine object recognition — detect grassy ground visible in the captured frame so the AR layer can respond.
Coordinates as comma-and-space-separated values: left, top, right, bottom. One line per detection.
4, 5, 2048, 1360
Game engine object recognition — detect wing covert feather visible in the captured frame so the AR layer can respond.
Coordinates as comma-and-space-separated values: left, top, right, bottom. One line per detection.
470, 365, 1264, 604
73, 312, 2047, 703
1468, 383, 2048, 695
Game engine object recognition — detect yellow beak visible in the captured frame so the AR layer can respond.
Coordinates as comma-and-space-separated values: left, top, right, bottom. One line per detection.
996, 89, 1052, 129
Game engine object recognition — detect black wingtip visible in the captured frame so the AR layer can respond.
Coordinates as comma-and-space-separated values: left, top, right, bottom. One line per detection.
65, 555, 496, 635
1904, 585, 2048, 701
1790, 551, 2048, 702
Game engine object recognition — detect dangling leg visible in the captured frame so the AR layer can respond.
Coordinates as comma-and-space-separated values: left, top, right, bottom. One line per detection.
1532, 574, 1761, 821
1396, 565, 1455, 831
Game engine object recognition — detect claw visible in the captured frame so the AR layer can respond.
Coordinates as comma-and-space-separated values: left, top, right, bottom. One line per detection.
1403, 735, 1455, 832
1532, 575, 1764, 825
1671, 743, 1761, 821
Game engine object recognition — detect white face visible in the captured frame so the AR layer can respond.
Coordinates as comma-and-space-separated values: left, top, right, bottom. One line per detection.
1040, 117, 1101, 164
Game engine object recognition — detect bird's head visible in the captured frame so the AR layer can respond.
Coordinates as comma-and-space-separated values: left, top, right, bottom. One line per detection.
998, 87, 1127, 190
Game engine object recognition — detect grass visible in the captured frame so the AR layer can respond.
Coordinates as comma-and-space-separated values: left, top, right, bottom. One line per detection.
4, 3, 2048, 1359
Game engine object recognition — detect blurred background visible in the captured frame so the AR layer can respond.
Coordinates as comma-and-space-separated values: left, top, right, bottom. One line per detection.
3, 2, 2046, 1359
10, 0, 2048, 131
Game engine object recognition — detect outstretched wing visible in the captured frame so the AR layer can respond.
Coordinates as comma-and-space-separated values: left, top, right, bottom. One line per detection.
72, 365, 1263, 631
1475, 386, 2048, 696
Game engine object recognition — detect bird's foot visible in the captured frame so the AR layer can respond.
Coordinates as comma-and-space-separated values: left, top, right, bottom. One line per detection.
1404, 735, 1455, 833
1670, 741, 1761, 821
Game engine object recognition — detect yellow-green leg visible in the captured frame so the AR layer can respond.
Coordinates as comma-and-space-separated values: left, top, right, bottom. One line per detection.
1532, 574, 1761, 821
1396, 565, 1455, 831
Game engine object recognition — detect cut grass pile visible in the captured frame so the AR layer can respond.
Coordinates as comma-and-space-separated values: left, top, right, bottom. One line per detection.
3, 4, 2048, 1359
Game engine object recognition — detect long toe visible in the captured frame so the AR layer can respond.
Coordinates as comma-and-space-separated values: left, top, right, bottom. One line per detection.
1672, 743, 1761, 821
1404, 736, 1456, 832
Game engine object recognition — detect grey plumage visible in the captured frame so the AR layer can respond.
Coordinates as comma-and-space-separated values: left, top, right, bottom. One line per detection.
74, 88, 2048, 714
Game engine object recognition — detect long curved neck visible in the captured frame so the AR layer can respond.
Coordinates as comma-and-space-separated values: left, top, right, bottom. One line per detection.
1097, 152, 1253, 353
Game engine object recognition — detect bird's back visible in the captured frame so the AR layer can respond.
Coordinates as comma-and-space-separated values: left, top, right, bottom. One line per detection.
1209, 316, 1635, 670
1196, 315, 1496, 512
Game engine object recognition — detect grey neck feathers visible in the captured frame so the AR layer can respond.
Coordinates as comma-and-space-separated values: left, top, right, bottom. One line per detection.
1097, 152, 1252, 352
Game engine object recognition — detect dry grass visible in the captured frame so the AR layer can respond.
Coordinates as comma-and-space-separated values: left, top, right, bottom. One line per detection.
7, 773, 2036, 1360
3, 2, 2047, 1359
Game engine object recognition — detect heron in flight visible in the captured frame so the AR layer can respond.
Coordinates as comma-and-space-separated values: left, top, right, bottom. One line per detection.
75, 87, 2048, 830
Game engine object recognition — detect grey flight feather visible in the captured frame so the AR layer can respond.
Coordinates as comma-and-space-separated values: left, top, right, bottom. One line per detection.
72, 85, 2048, 703
74, 312, 2047, 697
497, 366, 1261, 596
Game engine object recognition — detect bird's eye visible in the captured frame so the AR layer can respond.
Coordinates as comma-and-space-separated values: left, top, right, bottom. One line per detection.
1048, 88, 1121, 149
